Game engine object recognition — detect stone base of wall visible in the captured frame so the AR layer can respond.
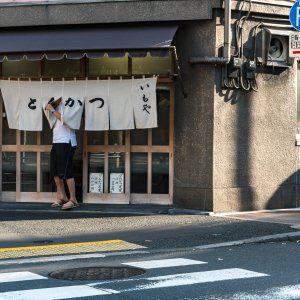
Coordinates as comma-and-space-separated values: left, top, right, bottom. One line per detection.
212, 185, 300, 213
174, 185, 300, 213
173, 186, 213, 211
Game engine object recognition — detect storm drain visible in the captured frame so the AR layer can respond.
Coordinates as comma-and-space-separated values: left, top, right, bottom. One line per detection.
49, 266, 145, 281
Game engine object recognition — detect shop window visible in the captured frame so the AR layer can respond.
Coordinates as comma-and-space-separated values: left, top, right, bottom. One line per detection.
109, 131, 125, 145
41, 152, 54, 192
41, 113, 53, 145
131, 129, 148, 145
87, 131, 105, 145
152, 89, 170, 145
2, 60, 40, 78
132, 53, 172, 75
1, 52, 174, 79
2, 152, 16, 191
21, 152, 37, 192
43, 58, 82, 77
109, 152, 125, 193
88, 55, 128, 76
21, 131, 37, 145
131, 153, 148, 193
152, 153, 169, 194
88, 153, 105, 193
2, 109, 16, 144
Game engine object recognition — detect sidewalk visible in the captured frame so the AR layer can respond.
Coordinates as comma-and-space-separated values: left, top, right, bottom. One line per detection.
1, 202, 300, 227
213, 208, 300, 228
0, 202, 198, 216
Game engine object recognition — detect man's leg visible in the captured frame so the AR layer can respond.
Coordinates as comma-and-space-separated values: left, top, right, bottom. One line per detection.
54, 176, 67, 201
66, 177, 78, 204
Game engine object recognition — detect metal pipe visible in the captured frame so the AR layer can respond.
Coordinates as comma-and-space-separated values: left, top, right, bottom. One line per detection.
189, 0, 231, 65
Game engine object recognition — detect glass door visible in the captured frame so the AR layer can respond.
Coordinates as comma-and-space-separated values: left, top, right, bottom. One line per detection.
83, 83, 174, 205
83, 130, 130, 204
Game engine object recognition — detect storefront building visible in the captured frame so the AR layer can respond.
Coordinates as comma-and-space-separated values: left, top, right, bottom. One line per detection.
0, 0, 298, 212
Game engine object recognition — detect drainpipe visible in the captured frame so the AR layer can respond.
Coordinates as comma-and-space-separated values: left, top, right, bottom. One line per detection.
189, 0, 231, 65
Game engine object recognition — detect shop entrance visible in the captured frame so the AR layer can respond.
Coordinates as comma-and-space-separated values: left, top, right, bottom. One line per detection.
1, 84, 173, 205
82, 84, 173, 205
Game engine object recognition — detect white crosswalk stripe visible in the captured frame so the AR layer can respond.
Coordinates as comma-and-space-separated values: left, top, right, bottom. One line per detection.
125, 268, 269, 291
122, 258, 207, 269
88, 268, 269, 293
0, 285, 111, 300
0, 258, 270, 299
0, 271, 46, 283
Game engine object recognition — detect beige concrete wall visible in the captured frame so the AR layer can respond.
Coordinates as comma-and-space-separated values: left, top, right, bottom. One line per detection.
173, 21, 217, 211
212, 15, 298, 212
173, 2, 299, 212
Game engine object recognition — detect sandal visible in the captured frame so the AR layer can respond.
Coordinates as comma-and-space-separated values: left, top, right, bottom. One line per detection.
61, 200, 79, 210
51, 199, 67, 208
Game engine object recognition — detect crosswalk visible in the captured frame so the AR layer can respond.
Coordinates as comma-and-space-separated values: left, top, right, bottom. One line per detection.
0, 257, 276, 300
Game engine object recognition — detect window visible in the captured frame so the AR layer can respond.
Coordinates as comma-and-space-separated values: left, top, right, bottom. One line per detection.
88, 55, 128, 76
0, 51, 175, 78
2, 60, 40, 78
43, 58, 82, 77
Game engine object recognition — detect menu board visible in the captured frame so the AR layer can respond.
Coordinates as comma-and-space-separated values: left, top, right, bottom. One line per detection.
89, 173, 103, 193
110, 173, 124, 193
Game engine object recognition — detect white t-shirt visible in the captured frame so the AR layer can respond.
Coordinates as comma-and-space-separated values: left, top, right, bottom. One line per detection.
53, 104, 77, 146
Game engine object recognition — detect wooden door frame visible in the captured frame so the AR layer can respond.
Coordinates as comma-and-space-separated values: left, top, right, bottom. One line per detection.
82, 79, 174, 205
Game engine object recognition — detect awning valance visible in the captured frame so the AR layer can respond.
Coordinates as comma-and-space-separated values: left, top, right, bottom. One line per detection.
0, 26, 178, 61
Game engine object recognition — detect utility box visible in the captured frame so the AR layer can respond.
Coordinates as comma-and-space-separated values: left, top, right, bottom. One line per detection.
258, 28, 293, 68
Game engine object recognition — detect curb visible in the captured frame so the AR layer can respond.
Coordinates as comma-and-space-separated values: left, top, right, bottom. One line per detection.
194, 231, 300, 250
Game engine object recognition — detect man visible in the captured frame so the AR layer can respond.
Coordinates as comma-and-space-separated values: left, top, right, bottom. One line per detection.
45, 100, 78, 210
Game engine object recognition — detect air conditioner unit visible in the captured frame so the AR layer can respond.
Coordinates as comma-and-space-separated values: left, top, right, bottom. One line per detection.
259, 28, 293, 68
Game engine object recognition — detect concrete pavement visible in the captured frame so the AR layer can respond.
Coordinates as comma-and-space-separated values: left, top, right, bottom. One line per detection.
2, 202, 300, 225
213, 208, 300, 228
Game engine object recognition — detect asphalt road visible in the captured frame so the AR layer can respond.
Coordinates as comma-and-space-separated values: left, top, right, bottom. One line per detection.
0, 241, 300, 299
0, 209, 300, 299
0, 210, 298, 248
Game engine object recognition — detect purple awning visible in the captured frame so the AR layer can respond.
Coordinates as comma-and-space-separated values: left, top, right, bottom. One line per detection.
0, 26, 178, 61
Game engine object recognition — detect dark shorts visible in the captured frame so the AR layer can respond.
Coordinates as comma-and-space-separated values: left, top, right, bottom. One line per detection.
50, 143, 76, 180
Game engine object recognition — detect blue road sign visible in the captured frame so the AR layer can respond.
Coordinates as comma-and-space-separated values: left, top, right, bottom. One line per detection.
290, 1, 300, 31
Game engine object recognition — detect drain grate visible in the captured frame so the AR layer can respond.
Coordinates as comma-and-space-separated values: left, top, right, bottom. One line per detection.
49, 266, 145, 281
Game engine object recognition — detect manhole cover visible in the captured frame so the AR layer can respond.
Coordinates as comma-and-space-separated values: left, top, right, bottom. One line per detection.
49, 266, 145, 281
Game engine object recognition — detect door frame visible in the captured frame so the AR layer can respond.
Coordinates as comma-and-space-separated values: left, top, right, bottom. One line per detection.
82, 80, 174, 205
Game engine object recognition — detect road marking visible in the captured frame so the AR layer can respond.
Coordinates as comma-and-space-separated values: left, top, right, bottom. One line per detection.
0, 268, 269, 298
128, 268, 268, 291
0, 285, 111, 299
0, 253, 106, 265
89, 268, 269, 292
0, 271, 46, 283
215, 284, 300, 300
0, 240, 126, 252
0, 240, 146, 259
0, 251, 150, 266
123, 258, 207, 269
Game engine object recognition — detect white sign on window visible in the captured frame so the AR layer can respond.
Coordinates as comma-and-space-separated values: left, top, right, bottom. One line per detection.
110, 173, 124, 193
89, 173, 103, 193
